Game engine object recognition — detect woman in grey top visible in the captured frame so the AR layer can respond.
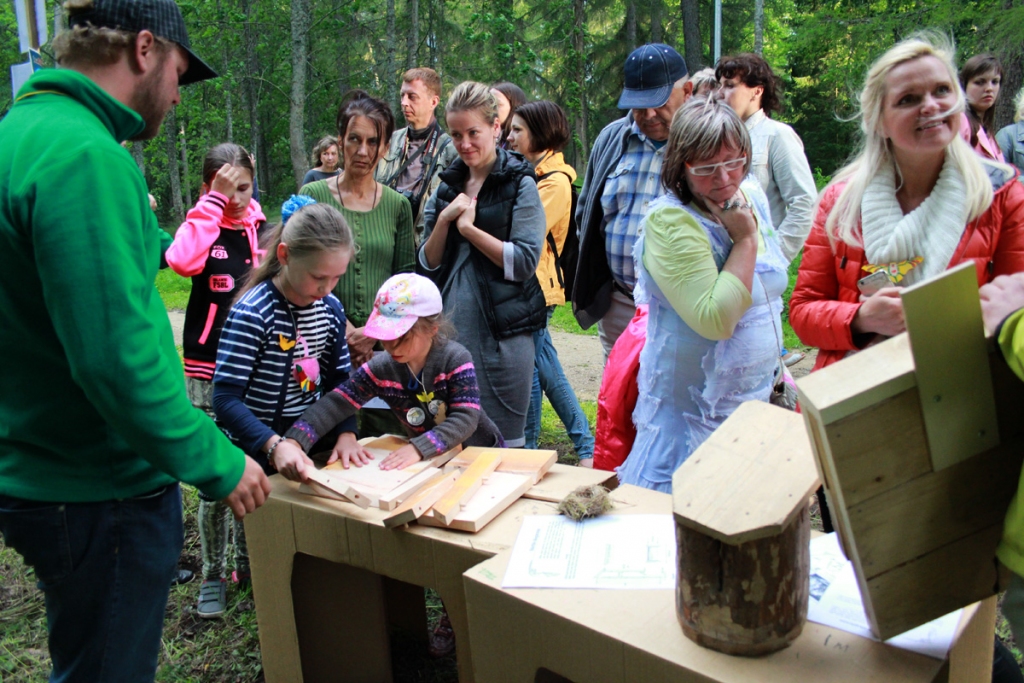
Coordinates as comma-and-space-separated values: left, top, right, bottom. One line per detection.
418, 81, 547, 447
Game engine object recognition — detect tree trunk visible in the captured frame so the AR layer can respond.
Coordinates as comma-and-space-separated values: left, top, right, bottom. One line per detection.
180, 123, 192, 207
435, 0, 444, 75
572, 0, 589, 165
651, 0, 662, 43
164, 108, 185, 225
680, 0, 702, 71
676, 505, 810, 656
242, 0, 266, 193
289, 0, 311, 189
385, 0, 398, 110
131, 141, 145, 174
753, 0, 764, 55
406, 0, 419, 69
626, 0, 636, 50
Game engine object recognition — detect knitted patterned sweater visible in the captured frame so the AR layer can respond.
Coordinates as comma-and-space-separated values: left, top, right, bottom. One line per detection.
285, 340, 503, 457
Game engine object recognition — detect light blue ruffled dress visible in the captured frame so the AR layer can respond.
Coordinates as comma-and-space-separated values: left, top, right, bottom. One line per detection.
618, 178, 789, 493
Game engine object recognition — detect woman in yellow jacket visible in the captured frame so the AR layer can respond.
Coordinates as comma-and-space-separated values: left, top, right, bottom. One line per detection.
507, 101, 595, 465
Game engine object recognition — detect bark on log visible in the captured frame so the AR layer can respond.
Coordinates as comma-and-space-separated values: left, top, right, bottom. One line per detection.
675, 504, 810, 656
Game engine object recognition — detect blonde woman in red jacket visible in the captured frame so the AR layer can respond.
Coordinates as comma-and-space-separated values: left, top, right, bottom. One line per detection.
791, 34, 1024, 372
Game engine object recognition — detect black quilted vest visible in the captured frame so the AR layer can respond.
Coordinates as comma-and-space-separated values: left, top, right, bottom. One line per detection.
430, 149, 547, 339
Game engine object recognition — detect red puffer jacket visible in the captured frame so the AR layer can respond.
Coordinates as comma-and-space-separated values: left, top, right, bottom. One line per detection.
791, 171, 1024, 371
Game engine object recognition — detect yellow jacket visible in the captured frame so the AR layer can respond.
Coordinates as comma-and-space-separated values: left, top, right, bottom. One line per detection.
533, 152, 578, 306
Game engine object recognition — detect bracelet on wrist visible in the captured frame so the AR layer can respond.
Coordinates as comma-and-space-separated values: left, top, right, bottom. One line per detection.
266, 437, 284, 469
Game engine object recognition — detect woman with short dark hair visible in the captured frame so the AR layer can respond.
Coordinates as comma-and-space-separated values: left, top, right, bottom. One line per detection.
507, 100, 596, 466
716, 53, 816, 262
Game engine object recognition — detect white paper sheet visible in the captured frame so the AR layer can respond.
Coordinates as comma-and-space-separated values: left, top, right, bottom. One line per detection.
502, 514, 676, 589
807, 533, 962, 659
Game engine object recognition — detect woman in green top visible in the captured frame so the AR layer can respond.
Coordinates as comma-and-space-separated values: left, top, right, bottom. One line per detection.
301, 90, 415, 367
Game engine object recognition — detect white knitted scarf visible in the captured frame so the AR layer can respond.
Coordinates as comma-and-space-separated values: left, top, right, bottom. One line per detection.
860, 157, 968, 286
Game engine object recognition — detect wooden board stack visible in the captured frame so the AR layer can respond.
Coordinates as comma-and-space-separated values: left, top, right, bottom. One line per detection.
298, 436, 558, 533
797, 264, 1024, 639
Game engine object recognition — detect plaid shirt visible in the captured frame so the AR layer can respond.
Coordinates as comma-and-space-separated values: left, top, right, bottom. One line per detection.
600, 121, 668, 289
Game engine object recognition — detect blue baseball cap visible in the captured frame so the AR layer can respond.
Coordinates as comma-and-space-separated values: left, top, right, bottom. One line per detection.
618, 43, 688, 109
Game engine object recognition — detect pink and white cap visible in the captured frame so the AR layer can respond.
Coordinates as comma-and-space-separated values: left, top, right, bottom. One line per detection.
364, 273, 444, 341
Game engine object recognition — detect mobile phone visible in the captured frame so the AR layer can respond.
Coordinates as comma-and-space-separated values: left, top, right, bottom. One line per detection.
857, 271, 892, 296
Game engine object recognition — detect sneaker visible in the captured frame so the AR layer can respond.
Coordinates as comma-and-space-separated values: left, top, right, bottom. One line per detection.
171, 568, 195, 586
782, 350, 805, 367
428, 614, 455, 658
197, 579, 227, 619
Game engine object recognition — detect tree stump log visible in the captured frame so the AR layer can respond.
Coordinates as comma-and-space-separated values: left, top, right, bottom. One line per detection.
675, 503, 810, 656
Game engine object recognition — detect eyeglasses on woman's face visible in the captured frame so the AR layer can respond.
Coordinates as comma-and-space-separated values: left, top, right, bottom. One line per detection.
685, 156, 747, 176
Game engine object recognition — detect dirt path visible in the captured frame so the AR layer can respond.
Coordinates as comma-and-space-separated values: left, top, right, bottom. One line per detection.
166, 310, 815, 398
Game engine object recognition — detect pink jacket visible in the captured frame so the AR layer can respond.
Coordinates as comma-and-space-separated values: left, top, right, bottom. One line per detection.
165, 191, 266, 276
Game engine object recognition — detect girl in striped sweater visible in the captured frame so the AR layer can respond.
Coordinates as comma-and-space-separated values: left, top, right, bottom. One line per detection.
200, 201, 357, 618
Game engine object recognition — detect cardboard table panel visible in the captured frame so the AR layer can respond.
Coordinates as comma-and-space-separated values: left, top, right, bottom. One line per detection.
245, 465, 617, 683
463, 484, 996, 683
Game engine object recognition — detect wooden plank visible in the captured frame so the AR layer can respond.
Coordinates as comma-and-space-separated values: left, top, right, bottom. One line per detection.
672, 402, 820, 545
377, 467, 445, 511
863, 524, 1005, 640
846, 440, 1021, 577
431, 451, 502, 526
382, 471, 460, 529
900, 262, 1000, 470
824, 388, 932, 507
418, 471, 534, 532
523, 463, 618, 503
448, 447, 556, 484
949, 598, 996, 683
795, 332, 917, 424
303, 467, 371, 509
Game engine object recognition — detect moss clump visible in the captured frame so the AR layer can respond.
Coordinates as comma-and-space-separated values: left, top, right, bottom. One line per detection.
557, 485, 614, 521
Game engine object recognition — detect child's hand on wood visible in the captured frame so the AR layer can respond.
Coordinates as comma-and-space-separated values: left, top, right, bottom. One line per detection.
271, 439, 315, 482
379, 444, 423, 471
330, 432, 375, 468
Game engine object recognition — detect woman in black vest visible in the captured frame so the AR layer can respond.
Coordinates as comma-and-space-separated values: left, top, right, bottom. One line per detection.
418, 81, 546, 447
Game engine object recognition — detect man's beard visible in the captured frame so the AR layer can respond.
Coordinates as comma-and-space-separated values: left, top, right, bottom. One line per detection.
128, 56, 172, 141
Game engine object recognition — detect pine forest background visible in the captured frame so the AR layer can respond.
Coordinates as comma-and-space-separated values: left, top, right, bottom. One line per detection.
1, 0, 1022, 226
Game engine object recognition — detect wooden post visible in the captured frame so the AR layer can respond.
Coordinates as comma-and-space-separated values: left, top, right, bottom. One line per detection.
671, 402, 820, 656
676, 504, 810, 655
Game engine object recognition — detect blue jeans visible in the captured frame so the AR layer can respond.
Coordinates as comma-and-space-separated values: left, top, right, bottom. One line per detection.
0, 484, 183, 683
525, 308, 595, 458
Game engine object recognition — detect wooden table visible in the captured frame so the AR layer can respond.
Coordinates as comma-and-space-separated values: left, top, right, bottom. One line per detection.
245, 464, 617, 683
463, 485, 996, 683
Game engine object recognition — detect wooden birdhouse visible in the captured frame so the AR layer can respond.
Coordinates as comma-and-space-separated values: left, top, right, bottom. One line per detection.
672, 401, 820, 656
797, 262, 1024, 640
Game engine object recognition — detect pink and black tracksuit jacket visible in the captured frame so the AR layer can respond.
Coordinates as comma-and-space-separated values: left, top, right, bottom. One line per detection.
164, 191, 269, 380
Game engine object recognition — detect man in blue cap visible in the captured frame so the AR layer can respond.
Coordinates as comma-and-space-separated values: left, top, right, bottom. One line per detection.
0, 0, 270, 680
573, 43, 692, 358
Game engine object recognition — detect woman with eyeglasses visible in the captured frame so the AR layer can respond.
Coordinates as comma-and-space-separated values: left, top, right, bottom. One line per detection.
617, 97, 788, 493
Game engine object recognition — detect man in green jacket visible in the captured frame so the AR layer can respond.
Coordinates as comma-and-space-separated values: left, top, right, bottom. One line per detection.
981, 273, 1024, 648
0, 0, 270, 680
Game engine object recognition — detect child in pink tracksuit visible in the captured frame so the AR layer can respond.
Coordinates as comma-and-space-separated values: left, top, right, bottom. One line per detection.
164, 142, 269, 618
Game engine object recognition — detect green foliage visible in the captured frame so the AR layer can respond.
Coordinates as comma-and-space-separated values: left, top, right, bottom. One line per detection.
156, 268, 193, 311
549, 302, 599, 336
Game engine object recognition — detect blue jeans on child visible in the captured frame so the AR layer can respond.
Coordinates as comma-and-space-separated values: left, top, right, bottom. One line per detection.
0, 483, 183, 683
525, 308, 595, 458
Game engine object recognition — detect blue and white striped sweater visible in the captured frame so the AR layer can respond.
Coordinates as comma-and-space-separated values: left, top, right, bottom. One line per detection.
213, 280, 355, 458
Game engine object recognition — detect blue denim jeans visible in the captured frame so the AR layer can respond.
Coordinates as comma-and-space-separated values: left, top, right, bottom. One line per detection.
0, 483, 183, 683
525, 308, 595, 458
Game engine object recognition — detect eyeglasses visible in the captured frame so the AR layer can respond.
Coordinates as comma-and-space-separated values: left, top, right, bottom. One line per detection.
686, 156, 747, 176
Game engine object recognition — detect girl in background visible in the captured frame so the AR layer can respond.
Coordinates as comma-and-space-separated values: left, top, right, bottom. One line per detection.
164, 142, 269, 603
491, 81, 527, 149
960, 54, 1005, 161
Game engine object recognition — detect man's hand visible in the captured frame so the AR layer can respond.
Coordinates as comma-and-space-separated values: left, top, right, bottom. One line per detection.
981, 274, 1024, 336
223, 456, 272, 520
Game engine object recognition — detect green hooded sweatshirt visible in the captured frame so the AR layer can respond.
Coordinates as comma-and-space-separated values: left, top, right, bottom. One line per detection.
0, 69, 245, 502
997, 308, 1024, 576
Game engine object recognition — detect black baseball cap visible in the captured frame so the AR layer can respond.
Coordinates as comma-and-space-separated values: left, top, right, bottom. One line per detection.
618, 43, 688, 110
67, 0, 218, 85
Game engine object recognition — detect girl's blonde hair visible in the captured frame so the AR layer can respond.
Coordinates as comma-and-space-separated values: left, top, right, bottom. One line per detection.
824, 33, 1003, 247
238, 203, 354, 299
446, 81, 499, 124
1015, 86, 1024, 123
